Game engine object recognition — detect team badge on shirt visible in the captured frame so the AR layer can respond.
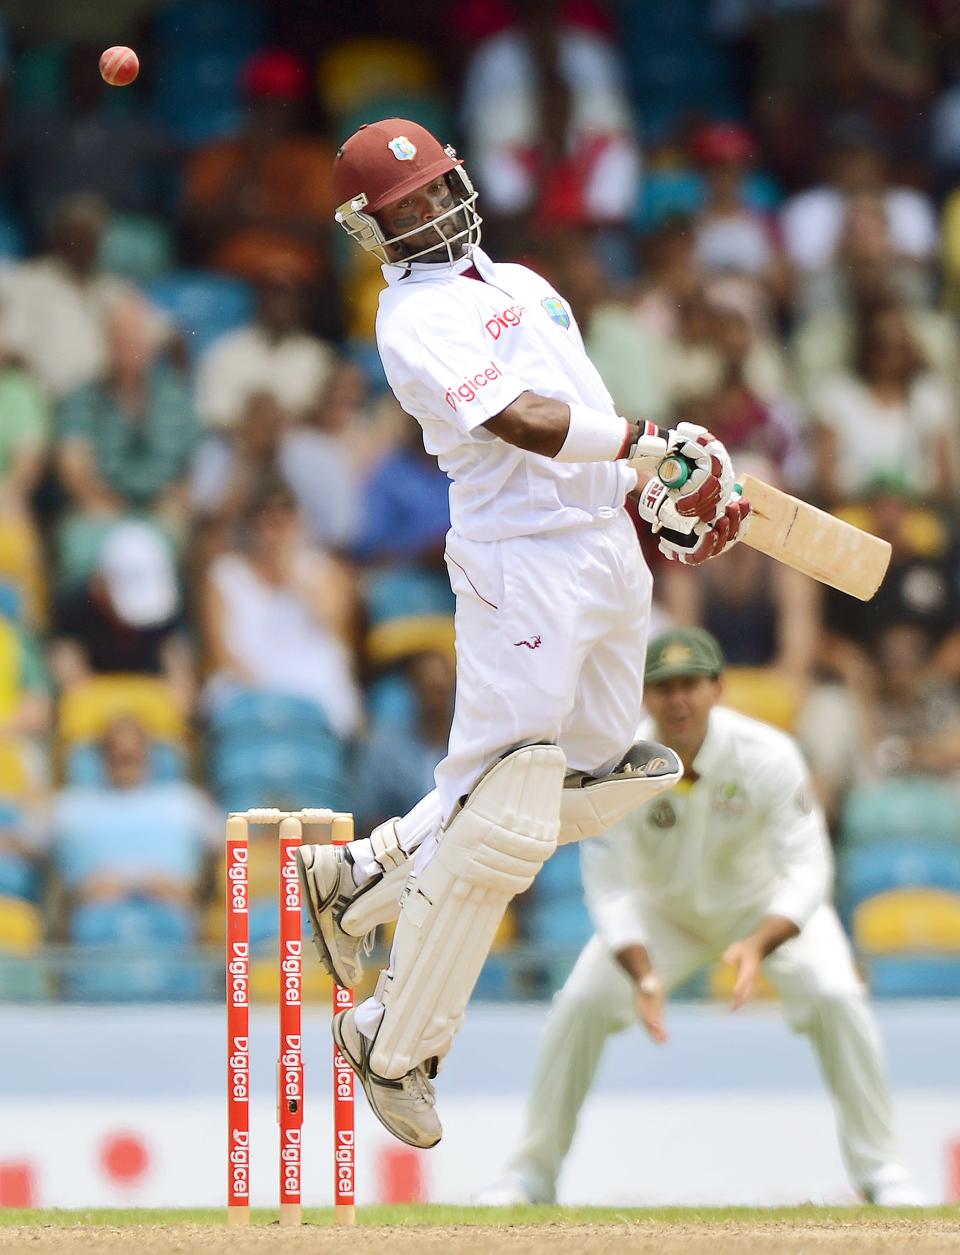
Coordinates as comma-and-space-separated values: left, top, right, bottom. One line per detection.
388, 136, 417, 161
712, 781, 747, 816
541, 297, 570, 329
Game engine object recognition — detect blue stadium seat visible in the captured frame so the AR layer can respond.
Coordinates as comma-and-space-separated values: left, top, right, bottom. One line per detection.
65, 898, 206, 1001
366, 674, 418, 732
865, 955, 960, 999
100, 214, 174, 282
146, 271, 253, 359
152, 0, 262, 47
65, 742, 185, 787
538, 844, 587, 895
838, 839, 960, 920
841, 778, 960, 846
0, 208, 24, 260
0, 802, 39, 902
364, 566, 455, 626
151, 0, 262, 146
208, 689, 334, 741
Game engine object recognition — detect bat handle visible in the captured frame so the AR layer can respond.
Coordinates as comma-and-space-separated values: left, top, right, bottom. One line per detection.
657, 453, 695, 489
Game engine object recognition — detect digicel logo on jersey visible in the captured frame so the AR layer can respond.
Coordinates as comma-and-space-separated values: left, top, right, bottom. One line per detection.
444, 361, 503, 409
485, 305, 527, 339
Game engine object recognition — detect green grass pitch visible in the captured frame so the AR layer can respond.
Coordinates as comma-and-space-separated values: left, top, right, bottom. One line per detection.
1, 1205, 957, 1227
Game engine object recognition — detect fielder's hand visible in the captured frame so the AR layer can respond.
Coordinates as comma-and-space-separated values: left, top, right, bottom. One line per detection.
634, 971, 669, 1044
663, 422, 735, 524
722, 937, 763, 1010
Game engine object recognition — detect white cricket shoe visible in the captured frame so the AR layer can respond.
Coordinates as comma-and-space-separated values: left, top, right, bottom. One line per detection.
474, 1176, 548, 1206
864, 1178, 926, 1207
333, 1007, 442, 1149
296, 844, 371, 988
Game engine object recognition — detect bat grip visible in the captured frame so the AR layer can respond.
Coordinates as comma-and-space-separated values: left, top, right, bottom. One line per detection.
657, 453, 695, 490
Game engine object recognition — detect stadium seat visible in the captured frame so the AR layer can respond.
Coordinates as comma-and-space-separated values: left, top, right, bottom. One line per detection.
317, 38, 439, 118
708, 960, 777, 1002
146, 271, 253, 359
65, 898, 206, 1001
853, 888, 960, 953
367, 673, 418, 731
208, 689, 334, 741
721, 668, 802, 732
65, 741, 185, 787
0, 893, 41, 953
865, 955, 960, 999
838, 839, 960, 917
0, 801, 40, 902
0, 895, 47, 998
100, 214, 174, 282
58, 676, 186, 747
364, 566, 455, 626
841, 779, 960, 847
0, 209, 24, 260
152, 0, 262, 47
150, 1, 262, 147
0, 517, 47, 629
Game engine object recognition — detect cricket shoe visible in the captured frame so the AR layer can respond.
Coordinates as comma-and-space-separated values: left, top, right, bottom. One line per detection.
863, 1178, 925, 1207
333, 1007, 442, 1149
296, 843, 372, 988
474, 1176, 551, 1206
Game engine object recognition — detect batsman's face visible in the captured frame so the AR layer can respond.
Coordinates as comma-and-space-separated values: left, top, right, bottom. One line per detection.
377, 175, 467, 261
644, 676, 721, 749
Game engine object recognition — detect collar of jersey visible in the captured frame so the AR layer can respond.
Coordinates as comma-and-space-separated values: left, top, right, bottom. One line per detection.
381, 244, 495, 286
689, 707, 724, 778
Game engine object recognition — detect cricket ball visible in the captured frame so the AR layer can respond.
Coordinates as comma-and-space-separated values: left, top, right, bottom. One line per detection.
99, 46, 140, 87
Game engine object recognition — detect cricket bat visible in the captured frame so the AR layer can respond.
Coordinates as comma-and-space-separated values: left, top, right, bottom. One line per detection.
650, 448, 891, 600
735, 473, 891, 601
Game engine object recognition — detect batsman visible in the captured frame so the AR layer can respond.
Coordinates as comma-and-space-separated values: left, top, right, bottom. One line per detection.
296, 119, 750, 1149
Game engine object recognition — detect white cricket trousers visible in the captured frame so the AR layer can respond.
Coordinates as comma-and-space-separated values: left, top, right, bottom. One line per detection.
505, 904, 909, 1200
354, 511, 652, 1044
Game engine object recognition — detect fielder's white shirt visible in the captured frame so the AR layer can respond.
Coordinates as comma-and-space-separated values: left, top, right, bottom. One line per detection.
582, 706, 831, 951
376, 244, 636, 541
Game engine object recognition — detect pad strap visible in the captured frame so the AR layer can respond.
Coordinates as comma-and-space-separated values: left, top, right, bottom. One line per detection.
370, 818, 408, 873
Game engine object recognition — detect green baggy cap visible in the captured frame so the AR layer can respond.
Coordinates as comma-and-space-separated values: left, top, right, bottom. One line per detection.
645, 627, 725, 685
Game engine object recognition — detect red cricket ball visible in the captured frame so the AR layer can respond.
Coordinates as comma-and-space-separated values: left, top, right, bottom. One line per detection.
99, 46, 140, 88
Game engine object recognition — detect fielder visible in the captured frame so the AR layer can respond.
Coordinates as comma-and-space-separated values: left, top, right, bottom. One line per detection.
295, 118, 751, 1149
481, 627, 921, 1207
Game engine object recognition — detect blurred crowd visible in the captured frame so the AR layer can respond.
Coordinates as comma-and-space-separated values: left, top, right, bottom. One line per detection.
1, 0, 959, 1000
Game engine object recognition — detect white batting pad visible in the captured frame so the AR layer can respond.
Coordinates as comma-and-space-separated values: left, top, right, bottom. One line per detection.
369, 743, 565, 1079
557, 741, 682, 844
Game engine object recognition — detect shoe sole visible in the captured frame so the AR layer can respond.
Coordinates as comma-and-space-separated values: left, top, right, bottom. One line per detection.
332, 1010, 441, 1151
295, 847, 357, 989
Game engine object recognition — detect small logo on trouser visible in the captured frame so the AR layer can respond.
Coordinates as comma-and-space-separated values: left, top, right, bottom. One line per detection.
513, 635, 542, 649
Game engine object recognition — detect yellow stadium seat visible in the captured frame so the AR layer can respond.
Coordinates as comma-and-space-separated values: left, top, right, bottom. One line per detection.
0, 895, 42, 953
708, 958, 777, 1001
342, 256, 388, 341
366, 614, 456, 668
0, 742, 30, 797
318, 38, 437, 117
58, 676, 186, 747
721, 667, 801, 732
854, 888, 960, 953
0, 517, 48, 629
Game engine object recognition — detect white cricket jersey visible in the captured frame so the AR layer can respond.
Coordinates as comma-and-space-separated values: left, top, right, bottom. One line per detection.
376, 244, 636, 541
581, 706, 832, 952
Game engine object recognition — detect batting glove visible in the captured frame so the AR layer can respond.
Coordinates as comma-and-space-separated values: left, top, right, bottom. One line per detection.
664, 422, 736, 525
659, 491, 752, 565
